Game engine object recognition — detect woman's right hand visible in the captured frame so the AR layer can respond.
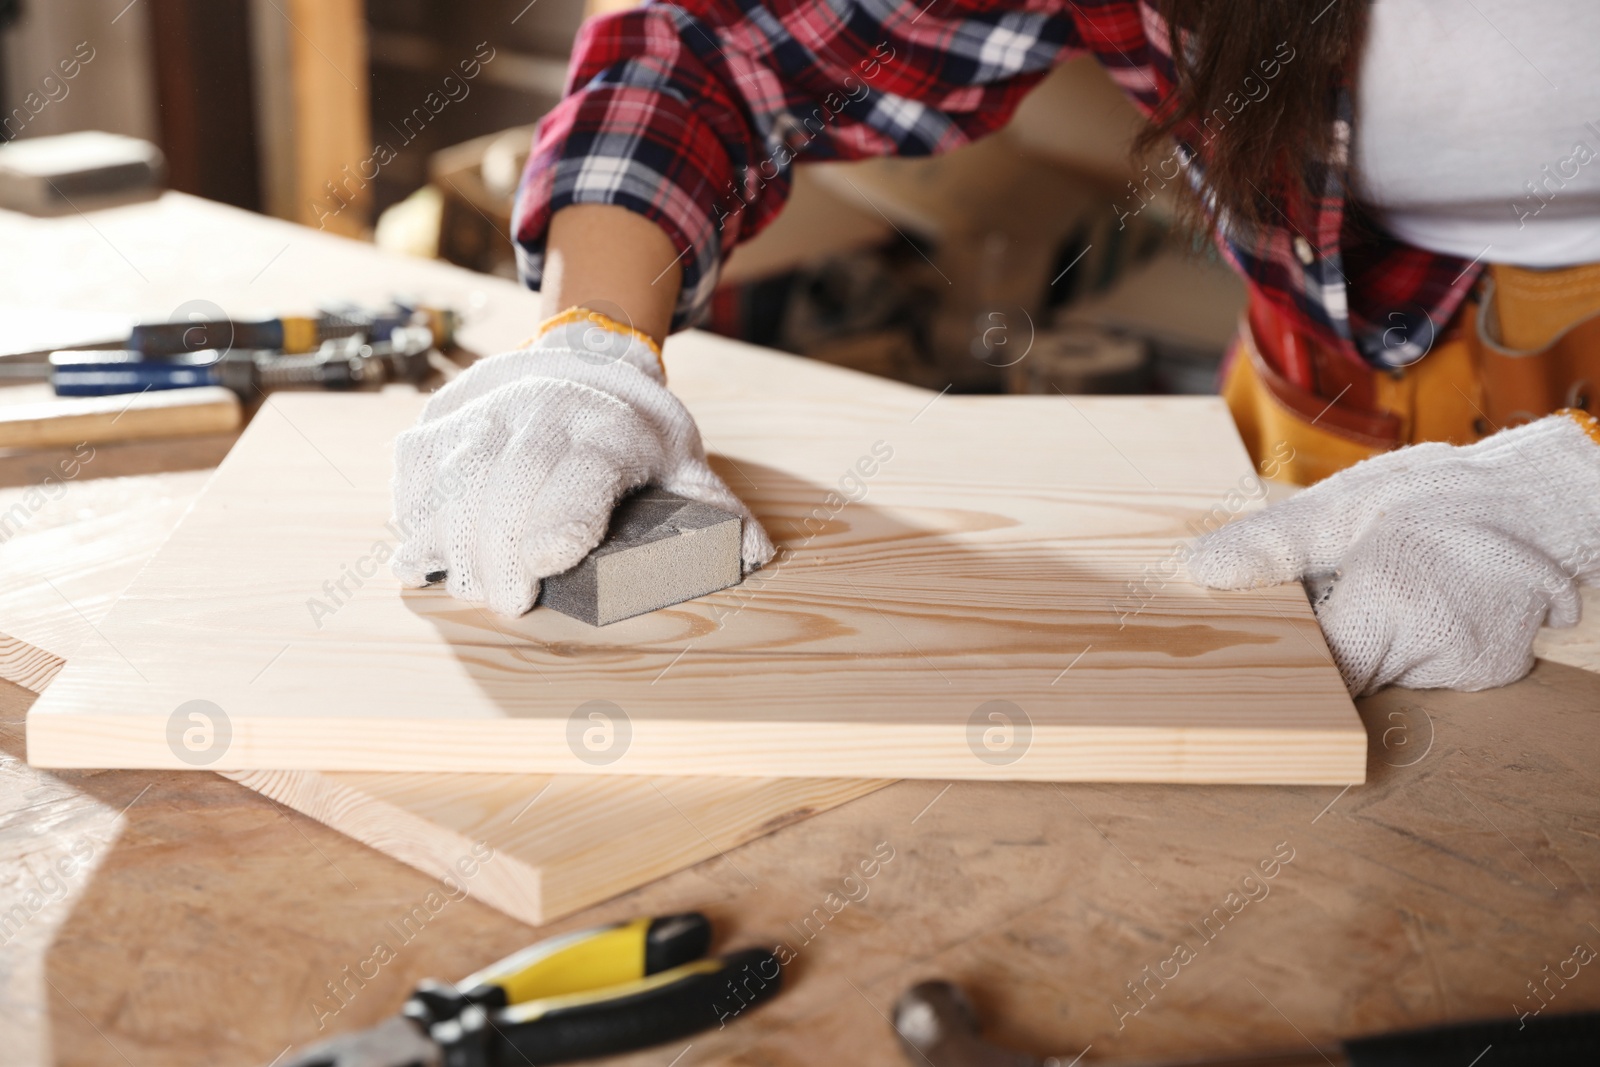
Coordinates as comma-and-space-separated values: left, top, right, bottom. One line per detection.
388, 311, 775, 618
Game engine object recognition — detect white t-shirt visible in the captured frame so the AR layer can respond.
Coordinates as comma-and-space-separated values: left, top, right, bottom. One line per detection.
1353, 0, 1600, 266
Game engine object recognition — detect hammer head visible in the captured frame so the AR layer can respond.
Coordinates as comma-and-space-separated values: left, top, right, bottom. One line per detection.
893, 981, 1046, 1067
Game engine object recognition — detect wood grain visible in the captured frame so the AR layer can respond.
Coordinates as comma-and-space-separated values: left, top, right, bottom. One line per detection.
0, 469, 214, 683
8, 661, 1600, 1066
0, 191, 893, 929
27, 340, 1365, 782
6, 192, 1600, 1066
0, 475, 881, 929
226, 768, 880, 925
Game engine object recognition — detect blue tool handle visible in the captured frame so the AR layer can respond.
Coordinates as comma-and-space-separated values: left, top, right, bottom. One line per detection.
52, 361, 219, 397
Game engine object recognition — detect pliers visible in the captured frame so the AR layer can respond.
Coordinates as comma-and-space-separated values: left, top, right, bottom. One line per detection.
279, 912, 781, 1067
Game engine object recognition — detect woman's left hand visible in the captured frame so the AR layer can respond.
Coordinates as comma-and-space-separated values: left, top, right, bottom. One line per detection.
1186, 411, 1600, 696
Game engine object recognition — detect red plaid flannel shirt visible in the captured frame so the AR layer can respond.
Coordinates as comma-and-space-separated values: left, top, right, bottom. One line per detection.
513, 0, 1481, 371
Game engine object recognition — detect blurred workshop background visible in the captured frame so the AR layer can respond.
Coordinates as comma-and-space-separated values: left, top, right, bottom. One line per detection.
0, 0, 1245, 395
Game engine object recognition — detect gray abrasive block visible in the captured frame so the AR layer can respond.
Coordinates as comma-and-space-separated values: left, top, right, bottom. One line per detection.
537, 488, 743, 626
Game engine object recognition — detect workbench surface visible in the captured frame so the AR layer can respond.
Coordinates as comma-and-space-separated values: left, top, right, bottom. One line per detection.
4, 195, 1600, 1067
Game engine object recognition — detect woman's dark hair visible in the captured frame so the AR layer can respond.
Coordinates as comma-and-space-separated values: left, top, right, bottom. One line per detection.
1135, 0, 1369, 231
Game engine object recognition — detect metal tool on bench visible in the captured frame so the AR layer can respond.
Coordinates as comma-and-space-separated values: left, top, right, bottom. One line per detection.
0, 299, 458, 364
893, 981, 1600, 1067
45, 327, 435, 398
280, 912, 782, 1067
126, 300, 459, 358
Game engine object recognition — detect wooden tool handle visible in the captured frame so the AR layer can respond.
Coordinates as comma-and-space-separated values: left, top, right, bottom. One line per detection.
0, 386, 241, 450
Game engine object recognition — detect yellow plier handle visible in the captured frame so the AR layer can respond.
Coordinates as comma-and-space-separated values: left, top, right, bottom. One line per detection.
404, 913, 711, 1024
279, 913, 780, 1067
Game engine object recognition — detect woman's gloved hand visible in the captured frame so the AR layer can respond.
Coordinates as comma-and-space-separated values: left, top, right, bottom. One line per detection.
1187, 410, 1600, 696
389, 308, 776, 617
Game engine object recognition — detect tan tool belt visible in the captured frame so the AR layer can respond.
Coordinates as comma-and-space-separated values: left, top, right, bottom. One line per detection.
1224, 262, 1600, 484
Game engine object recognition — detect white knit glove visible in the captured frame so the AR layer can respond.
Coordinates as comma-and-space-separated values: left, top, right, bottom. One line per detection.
389, 313, 776, 617
1187, 412, 1600, 695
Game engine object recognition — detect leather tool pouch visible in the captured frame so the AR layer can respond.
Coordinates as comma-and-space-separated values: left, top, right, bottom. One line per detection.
1472, 262, 1600, 429
1230, 262, 1600, 484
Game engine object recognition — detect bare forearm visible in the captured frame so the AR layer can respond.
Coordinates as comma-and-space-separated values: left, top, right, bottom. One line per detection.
541, 205, 683, 345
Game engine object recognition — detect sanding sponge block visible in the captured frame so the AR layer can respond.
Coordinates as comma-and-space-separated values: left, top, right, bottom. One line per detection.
537, 489, 743, 625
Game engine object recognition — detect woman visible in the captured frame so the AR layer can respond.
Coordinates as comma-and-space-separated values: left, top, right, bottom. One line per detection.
390, 0, 1600, 696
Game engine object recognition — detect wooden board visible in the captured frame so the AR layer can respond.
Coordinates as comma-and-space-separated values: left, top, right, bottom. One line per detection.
7, 451, 1599, 1063
223, 768, 877, 924
0, 472, 881, 928
0, 192, 889, 926
0, 468, 216, 692
0, 383, 240, 450
11, 662, 1600, 1067
27, 339, 1365, 782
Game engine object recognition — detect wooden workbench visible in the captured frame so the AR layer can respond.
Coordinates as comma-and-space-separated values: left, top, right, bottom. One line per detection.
4, 194, 1600, 1066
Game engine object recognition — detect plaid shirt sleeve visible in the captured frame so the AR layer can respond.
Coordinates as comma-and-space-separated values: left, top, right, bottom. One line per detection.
514, 0, 1480, 371
513, 0, 1164, 330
